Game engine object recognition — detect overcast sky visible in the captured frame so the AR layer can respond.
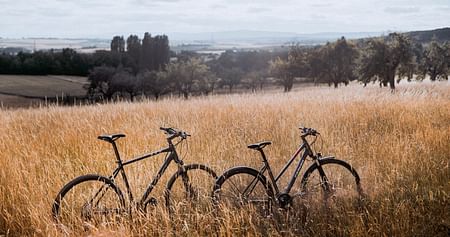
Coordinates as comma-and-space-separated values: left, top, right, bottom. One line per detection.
1, 0, 449, 38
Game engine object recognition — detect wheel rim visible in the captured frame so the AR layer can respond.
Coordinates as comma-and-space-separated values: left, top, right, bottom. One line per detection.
215, 172, 272, 216
54, 180, 125, 233
302, 162, 362, 209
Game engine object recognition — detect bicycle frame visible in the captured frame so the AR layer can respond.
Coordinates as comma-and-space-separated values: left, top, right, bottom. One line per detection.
93, 138, 186, 210
253, 136, 322, 198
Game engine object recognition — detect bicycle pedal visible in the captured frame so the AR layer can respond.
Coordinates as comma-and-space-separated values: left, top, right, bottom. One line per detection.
146, 197, 158, 206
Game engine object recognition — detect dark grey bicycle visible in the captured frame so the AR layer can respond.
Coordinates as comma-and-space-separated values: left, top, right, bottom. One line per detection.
52, 127, 217, 232
212, 127, 363, 215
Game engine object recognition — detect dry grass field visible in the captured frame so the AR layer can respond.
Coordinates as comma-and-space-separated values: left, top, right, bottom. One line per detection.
0, 82, 449, 236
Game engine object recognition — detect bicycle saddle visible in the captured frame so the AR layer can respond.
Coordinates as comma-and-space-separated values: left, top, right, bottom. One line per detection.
97, 134, 126, 142
247, 141, 272, 150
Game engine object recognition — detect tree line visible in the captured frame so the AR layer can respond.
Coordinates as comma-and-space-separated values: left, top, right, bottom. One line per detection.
87, 49, 284, 100
0, 33, 169, 76
270, 33, 450, 91
0, 32, 449, 101
90, 32, 449, 102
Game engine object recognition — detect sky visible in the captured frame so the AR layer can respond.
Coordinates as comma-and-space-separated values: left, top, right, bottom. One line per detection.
0, 0, 449, 38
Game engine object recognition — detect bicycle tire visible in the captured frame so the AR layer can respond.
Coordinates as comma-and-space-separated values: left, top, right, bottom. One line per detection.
300, 158, 363, 207
212, 166, 274, 216
52, 174, 126, 233
165, 164, 217, 216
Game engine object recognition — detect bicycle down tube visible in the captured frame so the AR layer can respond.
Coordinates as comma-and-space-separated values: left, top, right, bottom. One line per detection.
93, 142, 184, 210
250, 141, 314, 198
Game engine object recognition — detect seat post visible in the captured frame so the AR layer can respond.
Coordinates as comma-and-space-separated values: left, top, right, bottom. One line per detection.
258, 149, 269, 165
110, 140, 123, 164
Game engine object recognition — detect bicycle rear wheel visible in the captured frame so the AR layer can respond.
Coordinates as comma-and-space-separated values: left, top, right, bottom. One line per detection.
212, 167, 274, 217
52, 174, 126, 234
300, 158, 363, 208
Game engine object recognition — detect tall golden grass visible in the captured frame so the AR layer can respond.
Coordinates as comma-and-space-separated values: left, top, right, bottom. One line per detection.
0, 82, 449, 236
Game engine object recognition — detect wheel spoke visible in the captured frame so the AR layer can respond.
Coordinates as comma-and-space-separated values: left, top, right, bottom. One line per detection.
300, 159, 362, 209
213, 168, 272, 216
52, 175, 125, 233
165, 164, 217, 222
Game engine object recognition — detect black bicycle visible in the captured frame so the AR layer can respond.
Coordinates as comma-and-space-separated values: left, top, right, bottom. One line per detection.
52, 127, 217, 232
212, 127, 363, 216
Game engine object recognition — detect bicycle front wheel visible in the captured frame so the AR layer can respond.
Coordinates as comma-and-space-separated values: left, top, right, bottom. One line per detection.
165, 164, 217, 216
300, 158, 363, 208
52, 174, 126, 234
212, 167, 274, 216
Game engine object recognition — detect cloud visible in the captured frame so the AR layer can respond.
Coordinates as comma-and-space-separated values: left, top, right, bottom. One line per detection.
0, 0, 448, 38
384, 6, 420, 14
210, 4, 227, 10
433, 5, 450, 12
247, 7, 270, 14
309, 3, 332, 8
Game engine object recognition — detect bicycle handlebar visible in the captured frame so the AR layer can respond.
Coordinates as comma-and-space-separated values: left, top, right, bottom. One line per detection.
299, 127, 320, 136
160, 127, 191, 140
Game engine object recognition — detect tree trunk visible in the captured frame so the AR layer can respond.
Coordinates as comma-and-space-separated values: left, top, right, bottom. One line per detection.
183, 91, 189, 99
334, 82, 338, 88
430, 69, 437, 81
388, 72, 396, 90
284, 77, 293, 92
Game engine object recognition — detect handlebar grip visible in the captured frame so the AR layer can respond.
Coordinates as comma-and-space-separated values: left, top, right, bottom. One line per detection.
299, 126, 319, 136
160, 127, 177, 135
160, 127, 191, 140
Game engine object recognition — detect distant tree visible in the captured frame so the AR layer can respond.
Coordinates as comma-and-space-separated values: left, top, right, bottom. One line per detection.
137, 70, 169, 100
219, 67, 244, 92
397, 42, 423, 81
110, 69, 138, 101
270, 57, 294, 92
210, 50, 243, 92
269, 46, 308, 92
196, 70, 218, 95
306, 46, 324, 85
139, 33, 170, 71
242, 71, 268, 92
162, 58, 212, 99
287, 45, 310, 82
418, 39, 449, 81
111, 36, 125, 53
92, 50, 122, 68
153, 35, 170, 70
34, 51, 56, 74
358, 33, 413, 89
141, 32, 154, 70
182, 58, 210, 98
86, 66, 117, 100
319, 37, 358, 88
126, 35, 141, 72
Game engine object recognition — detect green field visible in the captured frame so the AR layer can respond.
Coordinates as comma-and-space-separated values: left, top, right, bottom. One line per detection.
0, 75, 88, 108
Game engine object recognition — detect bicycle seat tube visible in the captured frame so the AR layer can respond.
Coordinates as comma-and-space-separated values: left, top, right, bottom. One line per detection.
257, 149, 280, 194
